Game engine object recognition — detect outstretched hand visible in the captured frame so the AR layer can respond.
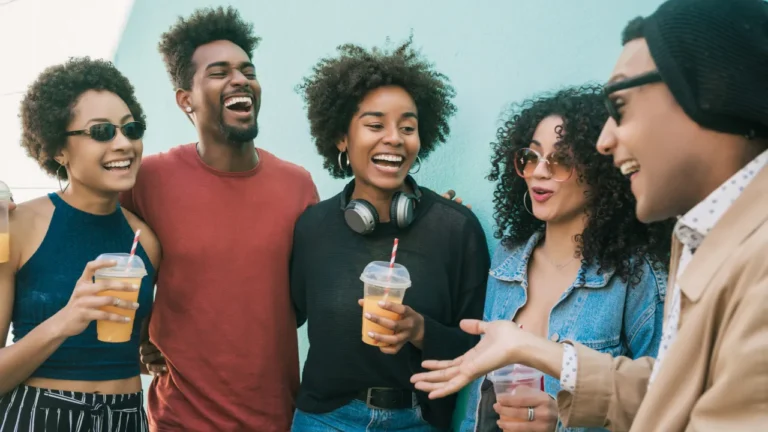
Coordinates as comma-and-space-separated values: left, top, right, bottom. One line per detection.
410, 319, 523, 399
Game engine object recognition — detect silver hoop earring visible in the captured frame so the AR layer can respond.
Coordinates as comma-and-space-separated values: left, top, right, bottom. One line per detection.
56, 164, 69, 193
523, 191, 533, 215
409, 156, 422, 174
338, 150, 350, 172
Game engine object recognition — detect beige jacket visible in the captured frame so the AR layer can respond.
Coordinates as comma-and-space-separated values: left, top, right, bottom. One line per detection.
557, 167, 768, 431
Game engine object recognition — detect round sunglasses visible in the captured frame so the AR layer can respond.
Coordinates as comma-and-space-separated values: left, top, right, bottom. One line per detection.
65, 121, 145, 142
513, 147, 574, 182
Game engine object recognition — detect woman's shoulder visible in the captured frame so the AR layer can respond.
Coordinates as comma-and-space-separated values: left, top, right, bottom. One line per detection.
8, 196, 55, 268
119, 208, 161, 270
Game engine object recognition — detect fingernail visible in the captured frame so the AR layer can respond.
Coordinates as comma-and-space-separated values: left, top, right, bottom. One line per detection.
367, 332, 375, 338
132, 302, 140, 309
364, 313, 371, 319
132, 284, 140, 289
378, 301, 385, 307
124, 317, 131, 322
162, 366, 167, 371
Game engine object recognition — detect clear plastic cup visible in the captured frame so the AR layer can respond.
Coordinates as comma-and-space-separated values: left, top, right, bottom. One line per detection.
0, 181, 12, 264
360, 261, 411, 346
488, 364, 544, 423
94, 253, 147, 343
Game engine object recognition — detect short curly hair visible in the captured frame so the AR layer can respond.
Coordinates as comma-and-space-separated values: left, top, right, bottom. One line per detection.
488, 84, 674, 284
158, 6, 261, 90
297, 36, 457, 178
19, 57, 146, 180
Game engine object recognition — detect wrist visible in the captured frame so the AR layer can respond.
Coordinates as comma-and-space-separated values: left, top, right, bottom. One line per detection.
43, 312, 69, 341
513, 331, 564, 378
411, 313, 425, 349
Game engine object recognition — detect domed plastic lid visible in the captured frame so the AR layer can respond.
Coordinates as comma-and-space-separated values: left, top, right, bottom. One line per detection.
94, 253, 147, 278
0, 181, 12, 201
359, 261, 411, 289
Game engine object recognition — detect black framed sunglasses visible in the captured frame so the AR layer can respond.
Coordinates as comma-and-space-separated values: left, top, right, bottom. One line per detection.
603, 71, 662, 125
65, 121, 146, 142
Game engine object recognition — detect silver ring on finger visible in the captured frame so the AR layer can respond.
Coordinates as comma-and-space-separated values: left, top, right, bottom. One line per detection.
527, 406, 535, 422
113, 297, 121, 307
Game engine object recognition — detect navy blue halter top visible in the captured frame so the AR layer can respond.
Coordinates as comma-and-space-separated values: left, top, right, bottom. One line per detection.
12, 193, 155, 380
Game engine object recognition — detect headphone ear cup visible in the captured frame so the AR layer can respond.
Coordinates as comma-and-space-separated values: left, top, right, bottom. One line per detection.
390, 192, 415, 229
344, 200, 379, 235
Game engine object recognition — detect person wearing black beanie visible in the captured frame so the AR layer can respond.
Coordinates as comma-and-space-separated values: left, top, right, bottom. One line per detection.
410, 1, 768, 431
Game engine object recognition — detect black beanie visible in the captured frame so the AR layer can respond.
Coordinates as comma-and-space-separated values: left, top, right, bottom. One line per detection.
643, 0, 768, 137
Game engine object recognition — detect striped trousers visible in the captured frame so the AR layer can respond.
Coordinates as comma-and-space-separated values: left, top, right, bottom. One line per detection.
0, 385, 148, 432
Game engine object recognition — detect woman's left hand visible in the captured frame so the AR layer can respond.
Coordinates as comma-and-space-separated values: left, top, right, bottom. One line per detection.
494, 390, 558, 432
359, 299, 425, 354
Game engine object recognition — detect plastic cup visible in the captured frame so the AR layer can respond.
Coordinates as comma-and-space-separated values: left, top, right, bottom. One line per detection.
0, 181, 11, 264
488, 364, 544, 423
360, 261, 412, 346
94, 253, 147, 343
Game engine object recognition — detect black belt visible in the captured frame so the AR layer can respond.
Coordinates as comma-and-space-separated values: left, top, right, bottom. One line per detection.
356, 388, 418, 410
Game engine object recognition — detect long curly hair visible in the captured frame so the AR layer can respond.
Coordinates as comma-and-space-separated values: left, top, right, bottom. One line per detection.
297, 35, 457, 178
488, 85, 674, 284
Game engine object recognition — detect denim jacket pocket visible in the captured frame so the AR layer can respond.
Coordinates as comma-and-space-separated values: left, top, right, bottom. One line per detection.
578, 334, 623, 356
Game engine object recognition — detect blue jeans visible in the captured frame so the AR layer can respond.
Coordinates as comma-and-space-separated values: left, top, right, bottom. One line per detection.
291, 399, 443, 432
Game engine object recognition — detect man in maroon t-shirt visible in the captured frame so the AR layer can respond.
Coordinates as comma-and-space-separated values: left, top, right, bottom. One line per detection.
119, 7, 317, 431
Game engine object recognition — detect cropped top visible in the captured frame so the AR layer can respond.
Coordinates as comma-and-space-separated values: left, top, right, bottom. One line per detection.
12, 193, 155, 380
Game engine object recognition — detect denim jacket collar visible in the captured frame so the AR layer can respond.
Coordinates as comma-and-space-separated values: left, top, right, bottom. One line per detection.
488, 230, 616, 289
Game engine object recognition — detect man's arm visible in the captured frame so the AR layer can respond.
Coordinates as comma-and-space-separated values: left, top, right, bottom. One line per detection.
556, 344, 654, 430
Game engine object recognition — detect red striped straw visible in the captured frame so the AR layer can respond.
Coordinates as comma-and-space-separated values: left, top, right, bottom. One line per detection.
389, 238, 399, 269
127, 229, 141, 269
383, 238, 399, 301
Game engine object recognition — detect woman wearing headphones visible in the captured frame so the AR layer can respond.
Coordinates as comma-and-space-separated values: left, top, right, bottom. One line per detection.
290, 37, 490, 432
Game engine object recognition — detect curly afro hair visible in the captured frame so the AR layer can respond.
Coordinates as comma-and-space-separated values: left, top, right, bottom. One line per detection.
158, 6, 261, 90
488, 84, 674, 284
297, 36, 457, 178
19, 57, 146, 180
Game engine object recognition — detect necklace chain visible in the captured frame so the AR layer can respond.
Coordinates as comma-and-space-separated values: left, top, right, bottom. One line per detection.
540, 251, 577, 270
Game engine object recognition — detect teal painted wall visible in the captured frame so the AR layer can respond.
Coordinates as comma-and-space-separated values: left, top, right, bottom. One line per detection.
115, 0, 664, 428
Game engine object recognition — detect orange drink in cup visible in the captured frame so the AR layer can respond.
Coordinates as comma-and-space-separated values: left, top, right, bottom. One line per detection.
360, 261, 411, 346
94, 250, 146, 343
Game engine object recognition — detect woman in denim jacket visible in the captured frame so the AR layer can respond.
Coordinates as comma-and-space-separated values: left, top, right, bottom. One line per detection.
459, 85, 674, 432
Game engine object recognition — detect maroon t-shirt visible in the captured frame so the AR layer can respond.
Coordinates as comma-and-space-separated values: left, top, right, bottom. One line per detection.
120, 144, 318, 431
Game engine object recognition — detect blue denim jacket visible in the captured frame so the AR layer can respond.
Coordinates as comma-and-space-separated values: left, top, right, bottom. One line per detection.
459, 232, 666, 432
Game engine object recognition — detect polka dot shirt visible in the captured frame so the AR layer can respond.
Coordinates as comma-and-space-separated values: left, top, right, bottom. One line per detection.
560, 149, 768, 394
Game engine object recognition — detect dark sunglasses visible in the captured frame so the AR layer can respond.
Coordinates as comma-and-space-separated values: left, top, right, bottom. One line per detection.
65, 121, 146, 142
603, 71, 663, 125
513, 147, 574, 182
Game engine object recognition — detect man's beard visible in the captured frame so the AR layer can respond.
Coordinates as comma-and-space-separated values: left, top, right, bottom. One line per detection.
218, 109, 258, 145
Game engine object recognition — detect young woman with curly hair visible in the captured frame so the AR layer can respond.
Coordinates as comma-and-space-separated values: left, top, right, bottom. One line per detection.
291, 37, 490, 431
0, 57, 161, 432
459, 85, 673, 432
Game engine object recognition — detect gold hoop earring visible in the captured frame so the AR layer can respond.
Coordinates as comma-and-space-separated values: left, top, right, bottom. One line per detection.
56, 164, 69, 193
523, 191, 533, 216
337, 150, 350, 172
